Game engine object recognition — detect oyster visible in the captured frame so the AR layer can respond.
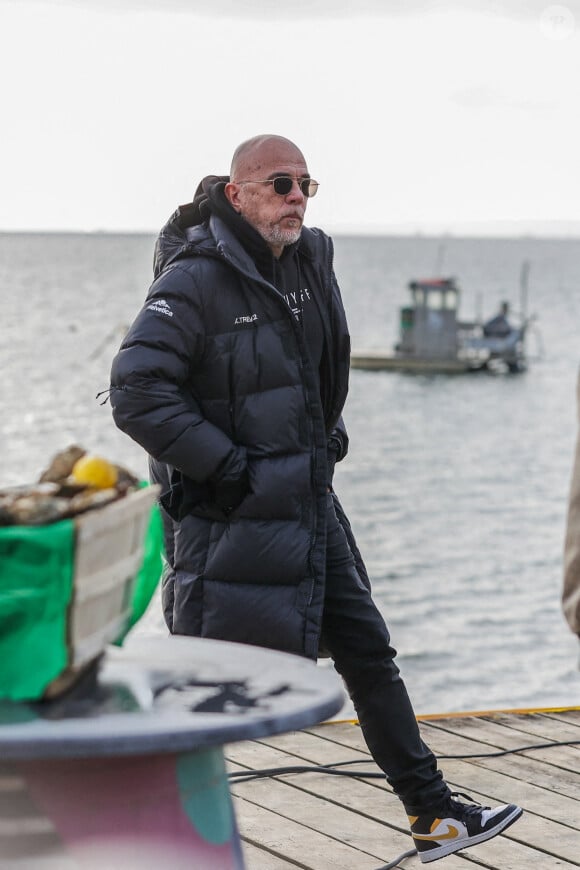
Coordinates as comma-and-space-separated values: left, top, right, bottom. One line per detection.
0, 447, 141, 526
39, 445, 86, 484
0, 484, 71, 526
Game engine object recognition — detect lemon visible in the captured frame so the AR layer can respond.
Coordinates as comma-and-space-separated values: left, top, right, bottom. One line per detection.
72, 455, 118, 489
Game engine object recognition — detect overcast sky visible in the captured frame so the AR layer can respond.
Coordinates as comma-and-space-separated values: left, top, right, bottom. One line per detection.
1, 0, 579, 235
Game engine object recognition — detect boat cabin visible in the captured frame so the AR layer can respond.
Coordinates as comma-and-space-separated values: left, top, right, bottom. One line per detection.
396, 278, 461, 359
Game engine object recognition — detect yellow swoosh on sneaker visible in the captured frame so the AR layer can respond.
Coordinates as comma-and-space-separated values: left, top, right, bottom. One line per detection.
413, 824, 460, 841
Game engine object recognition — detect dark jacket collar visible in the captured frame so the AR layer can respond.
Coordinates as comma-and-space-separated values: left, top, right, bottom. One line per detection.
154, 177, 320, 280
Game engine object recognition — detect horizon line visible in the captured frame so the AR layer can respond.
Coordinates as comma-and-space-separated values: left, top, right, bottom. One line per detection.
2, 226, 580, 242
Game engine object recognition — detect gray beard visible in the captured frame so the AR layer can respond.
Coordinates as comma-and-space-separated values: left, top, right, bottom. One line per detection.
257, 222, 302, 248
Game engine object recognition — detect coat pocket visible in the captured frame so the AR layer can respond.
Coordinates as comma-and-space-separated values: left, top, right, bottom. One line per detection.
160, 469, 214, 521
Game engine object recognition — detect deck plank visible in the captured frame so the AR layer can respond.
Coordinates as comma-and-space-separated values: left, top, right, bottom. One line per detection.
229, 760, 412, 860
227, 711, 580, 869
494, 712, 580, 744
543, 710, 580, 727
428, 715, 580, 771
308, 720, 579, 801
421, 722, 580, 803
229, 728, 579, 865
241, 839, 306, 869
280, 720, 580, 809
228, 739, 403, 818
232, 792, 399, 870
228, 739, 580, 865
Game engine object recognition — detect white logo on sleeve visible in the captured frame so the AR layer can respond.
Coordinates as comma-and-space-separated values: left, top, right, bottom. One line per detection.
234, 313, 258, 325
147, 298, 174, 317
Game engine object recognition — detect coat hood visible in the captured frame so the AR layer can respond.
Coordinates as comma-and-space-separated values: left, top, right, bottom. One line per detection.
153, 175, 228, 278
153, 174, 328, 281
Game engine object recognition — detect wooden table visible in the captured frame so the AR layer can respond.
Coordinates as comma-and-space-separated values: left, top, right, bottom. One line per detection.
0, 636, 344, 869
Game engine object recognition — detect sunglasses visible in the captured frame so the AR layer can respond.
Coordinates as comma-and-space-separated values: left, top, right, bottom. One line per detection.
235, 176, 319, 198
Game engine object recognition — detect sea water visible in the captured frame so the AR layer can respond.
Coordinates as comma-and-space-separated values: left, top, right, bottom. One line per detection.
1, 231, 579, 714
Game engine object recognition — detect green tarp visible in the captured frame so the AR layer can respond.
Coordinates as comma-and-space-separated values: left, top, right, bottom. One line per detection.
0, 489, 163, 701
0, 519, 75, 700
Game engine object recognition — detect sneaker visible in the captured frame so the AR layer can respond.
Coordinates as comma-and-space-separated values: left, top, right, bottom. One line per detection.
408, 791, 523, 864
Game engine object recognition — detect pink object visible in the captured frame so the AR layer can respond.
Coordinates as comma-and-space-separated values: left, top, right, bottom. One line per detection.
19, 749, 243, 869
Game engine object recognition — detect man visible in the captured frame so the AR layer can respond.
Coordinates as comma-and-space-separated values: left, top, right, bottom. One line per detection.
110, 134, 522, 863
483, 301, 512, 337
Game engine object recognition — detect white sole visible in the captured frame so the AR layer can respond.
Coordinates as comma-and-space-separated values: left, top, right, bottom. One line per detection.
418, 806, 524, 864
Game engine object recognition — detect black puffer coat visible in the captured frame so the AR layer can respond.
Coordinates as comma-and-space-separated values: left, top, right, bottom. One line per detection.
110, 208, 352, 659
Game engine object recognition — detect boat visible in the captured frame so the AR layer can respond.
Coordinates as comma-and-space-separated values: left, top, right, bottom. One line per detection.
351, 269, 532, 374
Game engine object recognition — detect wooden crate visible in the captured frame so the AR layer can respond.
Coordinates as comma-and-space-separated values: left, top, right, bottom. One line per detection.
45, 485, 159, 697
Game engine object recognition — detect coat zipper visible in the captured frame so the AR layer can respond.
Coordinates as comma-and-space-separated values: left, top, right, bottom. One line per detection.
218, 241, 329, 609
228, 355, 237, 440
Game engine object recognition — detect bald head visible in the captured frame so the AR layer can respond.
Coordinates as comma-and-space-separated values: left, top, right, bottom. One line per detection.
224, 134, 311, 258
230, 135, 306, 181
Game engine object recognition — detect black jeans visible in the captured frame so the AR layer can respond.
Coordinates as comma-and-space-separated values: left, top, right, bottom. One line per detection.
320, 493, 450, 813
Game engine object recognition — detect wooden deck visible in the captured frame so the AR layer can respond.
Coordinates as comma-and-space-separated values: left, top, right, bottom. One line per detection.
227, 707, 580, 869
